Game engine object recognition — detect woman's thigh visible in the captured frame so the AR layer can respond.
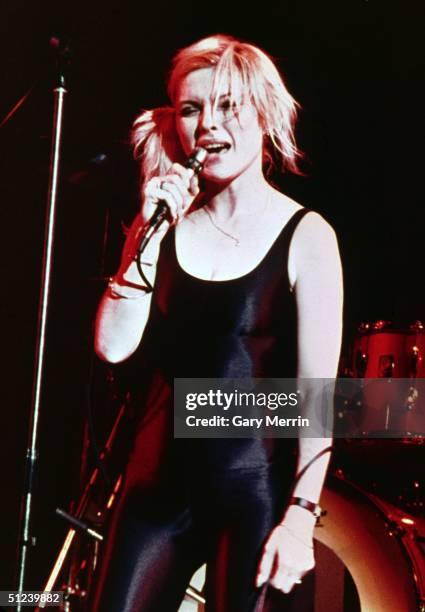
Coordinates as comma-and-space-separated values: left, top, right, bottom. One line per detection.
91, 486, 203, 612
200, 464, 294, 612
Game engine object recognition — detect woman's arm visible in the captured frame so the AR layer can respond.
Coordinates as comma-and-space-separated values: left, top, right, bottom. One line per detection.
289, 210, 343, 500
257, 211, 343, 593
94, 215, 161, 363
95, 164, 199, 363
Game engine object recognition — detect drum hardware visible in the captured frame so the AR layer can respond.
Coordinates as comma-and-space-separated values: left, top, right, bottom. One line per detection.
55, 508, 103, 542
34, 401, 128, 611
354, 350, 368, 378
378, 354, 395, 378
373, 320, 391, 330
411, 321, 424, 332
385, 519, 407, 538
317, 474, 425, 611
345, 321, 425, 437
410, 346, 420, 377
365, 488, 425, 606
34, 396, 205, 612
405, 386, 419, 411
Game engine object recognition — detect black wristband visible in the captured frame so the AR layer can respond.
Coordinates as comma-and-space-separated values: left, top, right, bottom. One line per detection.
288, 496, 322, 519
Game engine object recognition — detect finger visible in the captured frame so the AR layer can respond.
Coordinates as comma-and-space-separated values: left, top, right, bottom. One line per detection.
269, 570, 298, 594
161, 174, 189, 203
167, 164, 199, 204
158, 183, 184, 221
144, 176, 163, 200
270, 562, 304, 593
160, 175, 196, 219
141, 179, 162, 224
167, 163, 193, 188
188, 173, 200, 197
270, 554, 308, 592
256, 549, 274, 588
148, 185, 180, 222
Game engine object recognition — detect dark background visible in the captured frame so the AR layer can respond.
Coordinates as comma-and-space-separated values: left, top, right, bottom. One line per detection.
0, 0, 423, 594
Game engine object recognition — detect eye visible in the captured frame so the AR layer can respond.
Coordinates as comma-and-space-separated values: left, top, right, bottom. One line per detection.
179, 105, 199, 117
217, 97, 240, 117
219, 98, 232, 111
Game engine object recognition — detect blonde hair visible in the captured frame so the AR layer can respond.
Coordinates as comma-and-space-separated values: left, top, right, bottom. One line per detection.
132, 34, 302, 188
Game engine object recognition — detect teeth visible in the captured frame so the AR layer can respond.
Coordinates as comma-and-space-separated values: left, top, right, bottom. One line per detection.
204, 143, 229, 153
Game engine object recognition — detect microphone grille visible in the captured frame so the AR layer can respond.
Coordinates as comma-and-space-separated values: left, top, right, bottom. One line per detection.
187, 148, 208, 173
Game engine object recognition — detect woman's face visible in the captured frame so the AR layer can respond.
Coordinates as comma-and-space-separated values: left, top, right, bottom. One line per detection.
174, 67, 264, 183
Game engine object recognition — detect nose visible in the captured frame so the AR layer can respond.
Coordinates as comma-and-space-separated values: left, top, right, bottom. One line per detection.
197, 104, 217, 135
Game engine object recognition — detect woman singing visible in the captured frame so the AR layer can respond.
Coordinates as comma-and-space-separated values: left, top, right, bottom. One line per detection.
93, 34, 343, 612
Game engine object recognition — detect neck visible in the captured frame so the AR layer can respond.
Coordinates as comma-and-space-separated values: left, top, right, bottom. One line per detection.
201, 160, 272, 222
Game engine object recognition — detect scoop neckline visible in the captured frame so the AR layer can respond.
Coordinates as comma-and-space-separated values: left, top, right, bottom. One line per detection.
173, 207, 306, 284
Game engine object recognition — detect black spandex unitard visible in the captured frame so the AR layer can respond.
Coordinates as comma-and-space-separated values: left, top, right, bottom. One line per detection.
92, 208, 310, 612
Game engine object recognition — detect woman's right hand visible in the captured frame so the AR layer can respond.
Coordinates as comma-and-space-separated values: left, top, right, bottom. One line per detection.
115, 163, 200, 282
141, 162, 200, 233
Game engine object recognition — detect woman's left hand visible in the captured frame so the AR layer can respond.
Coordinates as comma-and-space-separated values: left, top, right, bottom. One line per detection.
256, 506, 316, 594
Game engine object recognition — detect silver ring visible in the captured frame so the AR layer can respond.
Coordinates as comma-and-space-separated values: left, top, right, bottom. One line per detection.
295, 579, 302, 584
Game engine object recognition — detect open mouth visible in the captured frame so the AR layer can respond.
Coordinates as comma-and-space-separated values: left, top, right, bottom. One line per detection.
202, 143, 231, 154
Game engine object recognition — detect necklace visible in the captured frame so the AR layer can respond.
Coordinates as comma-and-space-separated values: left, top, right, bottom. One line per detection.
202, 191, 272, 248
203, 206, 240, 247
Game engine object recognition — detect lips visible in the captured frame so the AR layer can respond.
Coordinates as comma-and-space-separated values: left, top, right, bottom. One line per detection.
199, 141, 231, 154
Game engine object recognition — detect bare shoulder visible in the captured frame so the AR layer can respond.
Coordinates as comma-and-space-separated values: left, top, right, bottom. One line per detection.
292, 209, 339, 256
270, 190, 337, 245
281, 200, 341, 288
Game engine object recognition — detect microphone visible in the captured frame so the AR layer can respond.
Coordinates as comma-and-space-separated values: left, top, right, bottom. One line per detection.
144, 147, 208, 232
135, 147, 207, 277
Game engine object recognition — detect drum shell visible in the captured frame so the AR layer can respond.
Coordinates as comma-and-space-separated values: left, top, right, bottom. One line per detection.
352, 329, 410, 378
317, 476, 424, 612
406, 331, 425, 378
357, 379, 425, 435
350, 326, 425, 435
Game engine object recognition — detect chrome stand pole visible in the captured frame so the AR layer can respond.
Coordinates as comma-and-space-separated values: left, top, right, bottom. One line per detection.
15, 67, 68, 610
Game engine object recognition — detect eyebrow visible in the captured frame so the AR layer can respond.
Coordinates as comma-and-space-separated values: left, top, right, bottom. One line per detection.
178, 93, 232, 106
178, 99, 201, 106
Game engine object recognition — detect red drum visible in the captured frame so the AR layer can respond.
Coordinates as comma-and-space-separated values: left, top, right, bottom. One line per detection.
406, 324, 425, 378
317, 475, 425, 612
354, 379, 425, 435
352, 321, 418, 378
350, 321, 425, 436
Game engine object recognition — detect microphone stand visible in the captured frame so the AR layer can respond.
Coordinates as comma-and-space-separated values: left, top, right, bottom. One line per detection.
15, 45, 69, 610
